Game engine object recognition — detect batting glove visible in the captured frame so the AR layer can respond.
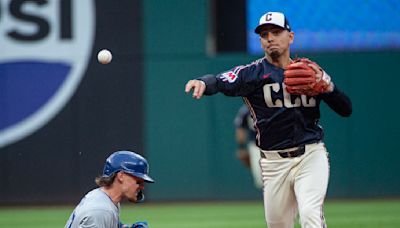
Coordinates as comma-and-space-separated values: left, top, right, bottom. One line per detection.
131, 221, 149, 228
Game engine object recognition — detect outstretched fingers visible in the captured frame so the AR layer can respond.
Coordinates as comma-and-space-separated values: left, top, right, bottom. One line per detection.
185, 80, 206, 99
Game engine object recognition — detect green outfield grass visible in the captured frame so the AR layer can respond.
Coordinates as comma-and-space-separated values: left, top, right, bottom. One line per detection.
0, 199, 399, 228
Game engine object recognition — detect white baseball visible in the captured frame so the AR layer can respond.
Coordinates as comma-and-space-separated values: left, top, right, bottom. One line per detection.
97, 49, 112, 64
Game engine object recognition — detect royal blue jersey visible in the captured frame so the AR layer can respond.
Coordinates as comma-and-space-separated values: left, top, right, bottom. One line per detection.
199, 57, 352, 150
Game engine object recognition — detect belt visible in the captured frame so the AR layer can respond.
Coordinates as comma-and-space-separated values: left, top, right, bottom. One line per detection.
260, 146, 305, 159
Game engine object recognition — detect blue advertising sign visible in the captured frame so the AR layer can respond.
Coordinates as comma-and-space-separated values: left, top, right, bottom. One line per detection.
247, 0, 400, 53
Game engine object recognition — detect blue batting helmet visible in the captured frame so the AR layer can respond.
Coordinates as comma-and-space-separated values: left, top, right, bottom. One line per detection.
103, 151, 154, 183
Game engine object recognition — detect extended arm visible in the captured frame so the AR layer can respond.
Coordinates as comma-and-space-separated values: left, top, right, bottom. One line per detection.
185, 63, 261, 99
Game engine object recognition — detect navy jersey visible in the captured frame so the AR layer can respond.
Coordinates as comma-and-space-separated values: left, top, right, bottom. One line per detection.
199, 57, 352, 150
234, 105, 257, 141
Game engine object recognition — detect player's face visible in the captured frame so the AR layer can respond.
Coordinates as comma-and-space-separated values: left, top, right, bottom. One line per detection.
121, 173, 145, 203
259, 26, 294, 60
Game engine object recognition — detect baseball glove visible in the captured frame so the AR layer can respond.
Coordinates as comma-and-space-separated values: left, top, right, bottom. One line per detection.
284, 58, 332, 96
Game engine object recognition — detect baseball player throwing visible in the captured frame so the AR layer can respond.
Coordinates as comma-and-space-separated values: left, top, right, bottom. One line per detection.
65, 151, 154, 228
185, 12, 352, 228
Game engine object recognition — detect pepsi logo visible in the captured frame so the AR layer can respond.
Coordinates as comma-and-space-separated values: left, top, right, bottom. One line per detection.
0, 0, 95, 148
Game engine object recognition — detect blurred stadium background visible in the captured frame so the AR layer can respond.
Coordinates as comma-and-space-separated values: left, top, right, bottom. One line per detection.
1, 0, 399, 227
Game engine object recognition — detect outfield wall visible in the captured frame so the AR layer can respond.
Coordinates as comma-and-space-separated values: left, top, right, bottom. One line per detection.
1, 0, 399, 205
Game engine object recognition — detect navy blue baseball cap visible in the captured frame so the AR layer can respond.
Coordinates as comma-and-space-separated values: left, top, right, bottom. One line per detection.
255, 12, 291, 34
103, 151, 154, 183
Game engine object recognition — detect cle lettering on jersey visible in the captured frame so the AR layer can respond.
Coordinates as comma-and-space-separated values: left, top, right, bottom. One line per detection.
263, 83, 316, 108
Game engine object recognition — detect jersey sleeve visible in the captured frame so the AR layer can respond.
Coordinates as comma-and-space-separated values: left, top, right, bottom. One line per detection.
198, 63, 263, 97
320, 85, 352, 117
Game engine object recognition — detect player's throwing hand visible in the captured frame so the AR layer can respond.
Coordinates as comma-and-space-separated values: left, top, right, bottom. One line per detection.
185, 79, 206, 99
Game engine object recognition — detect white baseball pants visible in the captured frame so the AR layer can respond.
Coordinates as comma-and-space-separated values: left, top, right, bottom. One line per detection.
260, 142, 329, 228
